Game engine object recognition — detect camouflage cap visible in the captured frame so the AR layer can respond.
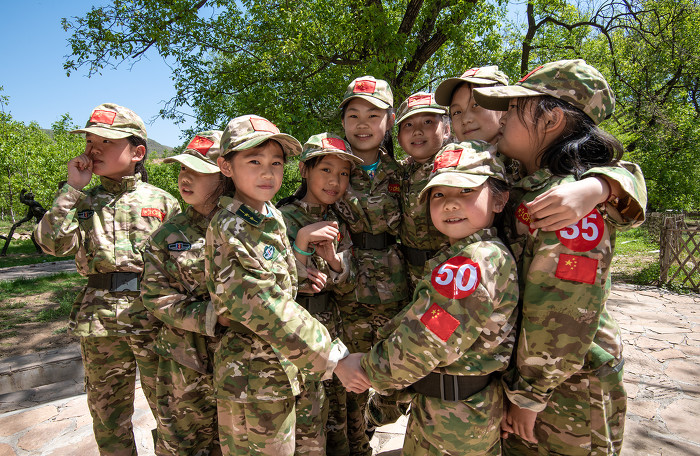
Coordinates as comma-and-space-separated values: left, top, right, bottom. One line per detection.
434, 66, 510, 106
221, 115, 302, 157
339, 76, 394, 110
418, 141, 508, 201
472, 59, 615, 125
163, 130, 223, 174
395, 92, 447, 125
300, 133, 363, 165
71, 103, 147, 140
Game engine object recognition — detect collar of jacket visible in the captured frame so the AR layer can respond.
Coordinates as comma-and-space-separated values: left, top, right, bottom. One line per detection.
219, 195, 272, 227
516, 168, 554, 192
99, 173, 140, 194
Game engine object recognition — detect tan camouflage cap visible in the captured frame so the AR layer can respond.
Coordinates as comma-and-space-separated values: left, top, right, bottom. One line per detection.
71, 103, 147, 140
339, 76, 394, 110
221, 115, 302, 157
164, 130, 223, 174
472, 59, 615, 125
434, 66, 510, 106
418, 141, 507, 201
301, 133, 363, 165
395, 92, 447, 125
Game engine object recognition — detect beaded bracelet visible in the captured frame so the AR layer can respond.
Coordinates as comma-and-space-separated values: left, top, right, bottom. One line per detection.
293, 241, 315, 256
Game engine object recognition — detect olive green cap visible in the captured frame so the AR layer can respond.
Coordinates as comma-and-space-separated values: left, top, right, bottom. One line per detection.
164, 130, 223, 174
300, 133, 363, 165
221, 115, 302, 157
395, 92, 447, 125
434, 66, 510, 106
71, 103, 147, 140
339, 76, 393, 110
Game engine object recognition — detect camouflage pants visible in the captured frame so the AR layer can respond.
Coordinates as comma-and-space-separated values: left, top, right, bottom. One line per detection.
80, 334, 159, 456
155, 357, 220, 456
339, 299, 405, 456
295, 379, 328, 455
365, 388, 410, 429
502, 366, 626, 456
402, 378, 502, 456
324, 374, 350, 455
217, 397, 296, 455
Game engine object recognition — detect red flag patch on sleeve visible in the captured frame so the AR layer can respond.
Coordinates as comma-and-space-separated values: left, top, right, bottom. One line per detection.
420, 303, 460, 342
407, 94, 432, 107
433, 149, 463, 172
353, 79, 376, 93
141, 208, 165, 221
187, 135, 215, 155
555, 253, 598, 284
250, 117, 280, 134
515, 202, 535, 234
321, 137, 347, 151
89, 110, 117, 125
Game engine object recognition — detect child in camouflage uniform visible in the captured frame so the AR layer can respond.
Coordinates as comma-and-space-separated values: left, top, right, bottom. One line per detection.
34, 103, 181, 455
205, 115, 357, 456
332, 76, 409, 455
474, 59, 647, 455
348, 143, 519, 455
141, 131, 230, 455
277, 133, 362, 455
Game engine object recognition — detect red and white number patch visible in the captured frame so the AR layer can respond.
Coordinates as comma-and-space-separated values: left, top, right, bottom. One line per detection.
556, 209, 604, 252
431, 256, 480, 299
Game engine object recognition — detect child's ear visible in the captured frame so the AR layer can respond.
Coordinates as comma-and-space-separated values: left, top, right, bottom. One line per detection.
543, 107, 565, 134
494, 191, 510, 213
131, 144, 146, 162
217, 157, 234, 178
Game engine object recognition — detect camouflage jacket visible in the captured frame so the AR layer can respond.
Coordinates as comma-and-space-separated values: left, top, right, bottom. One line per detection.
399, 156, 450, 284
205, 195, 349, 401
278, 200, 356, 297
361, 227, 519, 394
504, 168, 640, 412
585, 161, 647, 228
141, 206, 218, 374
333, 148, 408, 304
34, 175, 181, 336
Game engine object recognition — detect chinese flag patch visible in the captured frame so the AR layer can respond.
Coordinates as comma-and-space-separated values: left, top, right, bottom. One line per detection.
407, 94, 432, 107
555, 253, 598, 284
89, 110, 117, 125
515, 202, 535, 234
141, 208, 165, 221
250, 117, 280, 134
433, 149, 463, 172
353, 79, 376, 94
187, 135, 215, 155
322, 137, 347, 151
519, 65, 544, 83
461, 68, 479, 78
388, 183, 400, 193
420, 303, 460, 342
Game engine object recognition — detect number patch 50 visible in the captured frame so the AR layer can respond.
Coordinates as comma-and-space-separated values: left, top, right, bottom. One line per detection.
556, 209, 604, 252
431, 256, 480, 299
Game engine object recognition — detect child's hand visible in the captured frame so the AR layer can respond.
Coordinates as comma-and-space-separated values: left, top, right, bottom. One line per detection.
501, 398, 514, 438
334, 353, 371, 393
504, 401, 539, 444
527, 177, 608, 231
314, 240, 342, 272
66, 154, 94, 190
217, 315, 231, 327
298, 221, 340, 245
305, 267, 327, 293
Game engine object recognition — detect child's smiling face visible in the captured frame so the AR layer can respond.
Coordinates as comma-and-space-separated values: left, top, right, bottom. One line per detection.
301, 154, 352, 207
341, 98, 392, 159
397, 113, 449, 163
449, 84, 503, 144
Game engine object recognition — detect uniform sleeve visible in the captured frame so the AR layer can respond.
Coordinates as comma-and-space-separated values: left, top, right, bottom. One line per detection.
33, 184, 85, 256
325, 224, 357, 295
583, 161, 647, 229
206, 225, 349, 380
506, 228, 610, 412
141, 236, 216, 337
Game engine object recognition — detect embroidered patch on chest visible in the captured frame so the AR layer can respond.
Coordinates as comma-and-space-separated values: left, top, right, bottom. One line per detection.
420, 303, 460, 342
263, 245, 275, 260
388, 183, 400, 193
167, 242, 191, 252
77, 210, 94, 220
431, 256, 480, 299
141, 208, 165, 221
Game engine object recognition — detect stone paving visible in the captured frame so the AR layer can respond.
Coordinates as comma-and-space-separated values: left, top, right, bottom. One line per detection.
0, 283, 698, 455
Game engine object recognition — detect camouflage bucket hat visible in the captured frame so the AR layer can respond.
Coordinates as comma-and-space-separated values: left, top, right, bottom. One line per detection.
71, 103, 147, 140
221, 115, 302, 157
164, 130, 223, 174
434, 66, 510, 106
301, 133, 363, 165
339, 76, 394, 110
418, 141, 507, 201
395, 92, 447, 125
472, 59, 615, 125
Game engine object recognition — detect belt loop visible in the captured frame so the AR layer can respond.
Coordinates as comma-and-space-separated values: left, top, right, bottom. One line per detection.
439, 372, 446, 401
452, 375, 459, 402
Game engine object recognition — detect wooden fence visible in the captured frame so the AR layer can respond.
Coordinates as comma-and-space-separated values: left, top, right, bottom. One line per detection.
659, 212, 700, 291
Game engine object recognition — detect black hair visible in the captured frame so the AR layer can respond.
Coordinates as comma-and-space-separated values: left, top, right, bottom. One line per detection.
127, 135, 149, 182
516, 96, 623, 178
485, 177, 512, 243
340, 104, 396, 158
207, 172, 236, 209
275, 155, 324, 208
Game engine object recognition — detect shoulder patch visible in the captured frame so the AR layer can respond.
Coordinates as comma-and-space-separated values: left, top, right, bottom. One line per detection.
556, 209, 604, 252
263, 245, 276, 260
555, 253, 598, 284
77, 209, 94, 220
431, 256, 480, 299
420, 303, 460, 342
515, 203, 535, 234
236, 205, 263, 226
141, 208, 165, 221
388, 182, 400, 193
167, 242, 192, 252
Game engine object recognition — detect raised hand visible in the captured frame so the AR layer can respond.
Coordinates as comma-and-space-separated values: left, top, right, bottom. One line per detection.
66, 154, 94, 190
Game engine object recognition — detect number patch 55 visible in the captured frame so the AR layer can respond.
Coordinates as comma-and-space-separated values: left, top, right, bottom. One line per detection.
556, 209, 604, 252
431, 256, 481, 299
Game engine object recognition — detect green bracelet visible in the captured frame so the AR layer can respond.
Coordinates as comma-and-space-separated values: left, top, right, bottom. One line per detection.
293, 241, 315, 256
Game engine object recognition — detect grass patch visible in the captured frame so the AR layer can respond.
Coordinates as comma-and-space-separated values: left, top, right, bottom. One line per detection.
0, 272, 84, 296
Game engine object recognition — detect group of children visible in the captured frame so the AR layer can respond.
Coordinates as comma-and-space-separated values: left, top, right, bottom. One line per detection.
35, 58, 647, 456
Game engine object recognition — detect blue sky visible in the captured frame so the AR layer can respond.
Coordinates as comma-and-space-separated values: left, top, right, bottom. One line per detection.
0, 0, 191, 147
